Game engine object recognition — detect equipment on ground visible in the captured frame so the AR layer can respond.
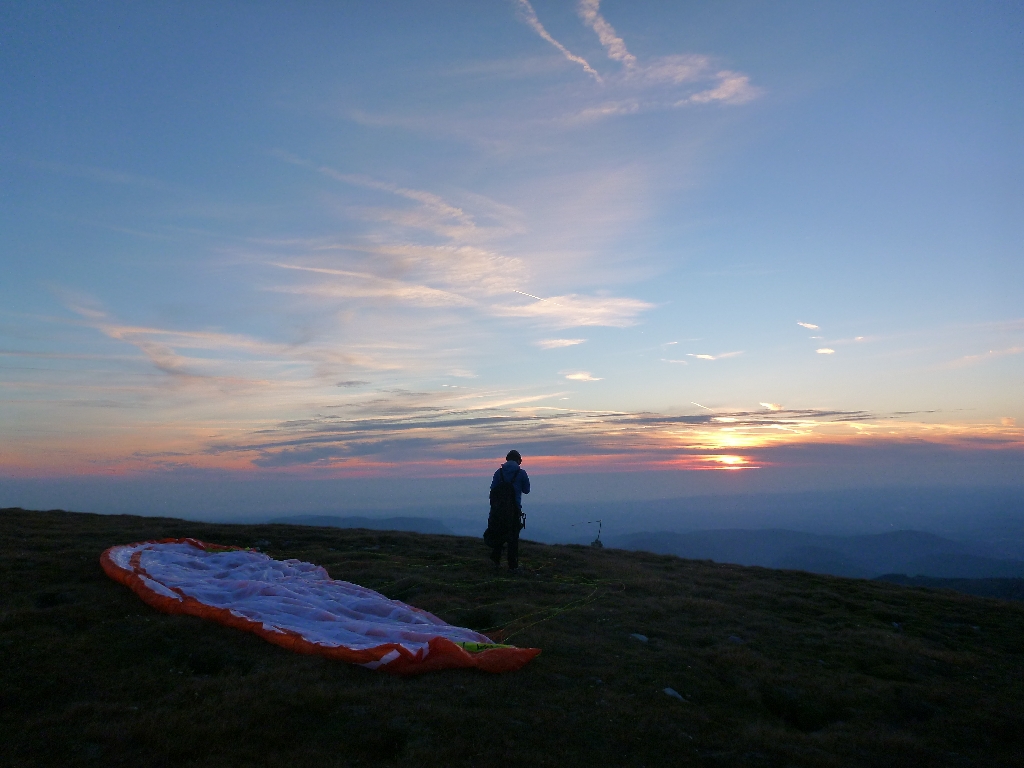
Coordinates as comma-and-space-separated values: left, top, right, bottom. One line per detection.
101, 538, 540, 674
572, 519, 603, 548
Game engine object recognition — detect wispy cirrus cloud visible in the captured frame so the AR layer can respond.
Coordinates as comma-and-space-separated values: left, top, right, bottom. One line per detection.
271, 152, 524, 243
797, 322, 819, 329
260, 158, 654, 332
576, 1, 757, 108
59, 294, 403, 392
269, 263, 476, 308
536, 338, 586, 349
682, 71, 757, 105
338, 10, 761, 197
495, 292, 653, 328
312, 242, 524, 296
687, 351, 744, 361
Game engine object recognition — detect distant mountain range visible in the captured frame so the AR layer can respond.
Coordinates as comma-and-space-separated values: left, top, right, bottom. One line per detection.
267, 515, 454, 536
265, 515, 1024, 584
606, 529, 1024, 579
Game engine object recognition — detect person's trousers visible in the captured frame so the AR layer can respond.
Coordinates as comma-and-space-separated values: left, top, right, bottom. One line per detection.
490, 528, 520, 570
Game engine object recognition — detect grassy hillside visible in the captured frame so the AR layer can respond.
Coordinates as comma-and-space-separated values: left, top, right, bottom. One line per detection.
2, 508, 1023, 767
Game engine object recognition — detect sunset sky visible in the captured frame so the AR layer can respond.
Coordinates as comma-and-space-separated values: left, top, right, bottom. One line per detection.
2, 1, 1022, 506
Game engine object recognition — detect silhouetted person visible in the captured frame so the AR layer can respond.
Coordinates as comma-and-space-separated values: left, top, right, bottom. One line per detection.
486, 450, 531, 572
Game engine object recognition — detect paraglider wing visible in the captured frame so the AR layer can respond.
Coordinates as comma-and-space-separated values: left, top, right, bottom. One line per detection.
101, 538, 539, 674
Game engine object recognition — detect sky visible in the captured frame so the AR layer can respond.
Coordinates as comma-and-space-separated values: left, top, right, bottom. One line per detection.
1, 1, 1022, 515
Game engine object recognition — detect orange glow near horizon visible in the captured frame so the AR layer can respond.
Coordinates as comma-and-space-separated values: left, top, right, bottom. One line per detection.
1, 411, 1021, 479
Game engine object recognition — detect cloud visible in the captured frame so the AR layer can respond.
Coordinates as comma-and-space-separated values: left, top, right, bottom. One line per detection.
509, 1, 763, 127
797, 322, 819, 329
945, 346, 1024, 369
270, 263, 476, 308
271, 152, 467, 222
640, 54, 710, 85
661, 358, 688, 364
687, 351, 744, 361
337, 380, 370, 388
577, 0, 637, 69
816, 348, 836, 355
536, 338, 587, 349
495, 293, 653, 328
340, 8, 762, 140
512, 0, 601, 81
564, 371, 602, 381
1002, 417, 1016, 427
571, 3, 759, 116
60, 294, 402, 395
316, 243, 525, 296
80, 318, 283, 379
567, 99, 642, 123
193, 392, 1023, 476
319, 170, 474, 228
760, 403, 783, 411
274, 156, 525, 244
258, 160, 656, 366
323, 171, 498, 243
682, 72, 759, 105
560, 73, 760, 123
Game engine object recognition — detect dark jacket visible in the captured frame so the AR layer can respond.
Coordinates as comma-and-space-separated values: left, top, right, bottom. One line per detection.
490, 461, 530, 510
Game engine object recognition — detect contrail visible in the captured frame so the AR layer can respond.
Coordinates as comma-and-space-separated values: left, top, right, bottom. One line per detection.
691, 401, 715, 412
512, 0, 602, 82
513, 289, 564, 306
577, 0, 637, 69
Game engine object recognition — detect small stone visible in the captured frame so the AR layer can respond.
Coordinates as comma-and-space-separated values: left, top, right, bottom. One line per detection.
663, 687, 685, 701
630, 633, 649, 643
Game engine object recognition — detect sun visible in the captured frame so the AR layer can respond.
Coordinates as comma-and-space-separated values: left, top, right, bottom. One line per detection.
704, 454, 754, 470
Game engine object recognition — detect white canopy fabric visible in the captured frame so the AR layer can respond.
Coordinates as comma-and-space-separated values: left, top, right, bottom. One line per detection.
102, 538, 539, 674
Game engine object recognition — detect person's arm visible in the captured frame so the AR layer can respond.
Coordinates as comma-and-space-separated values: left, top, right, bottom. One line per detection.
520, 470, 530, 495
489, 469, 500, 490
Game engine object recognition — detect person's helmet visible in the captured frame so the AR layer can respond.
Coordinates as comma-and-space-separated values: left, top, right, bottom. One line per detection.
506, 450, 522, 464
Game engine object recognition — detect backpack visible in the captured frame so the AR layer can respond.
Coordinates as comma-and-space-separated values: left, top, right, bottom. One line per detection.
484, 466, 523, 546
